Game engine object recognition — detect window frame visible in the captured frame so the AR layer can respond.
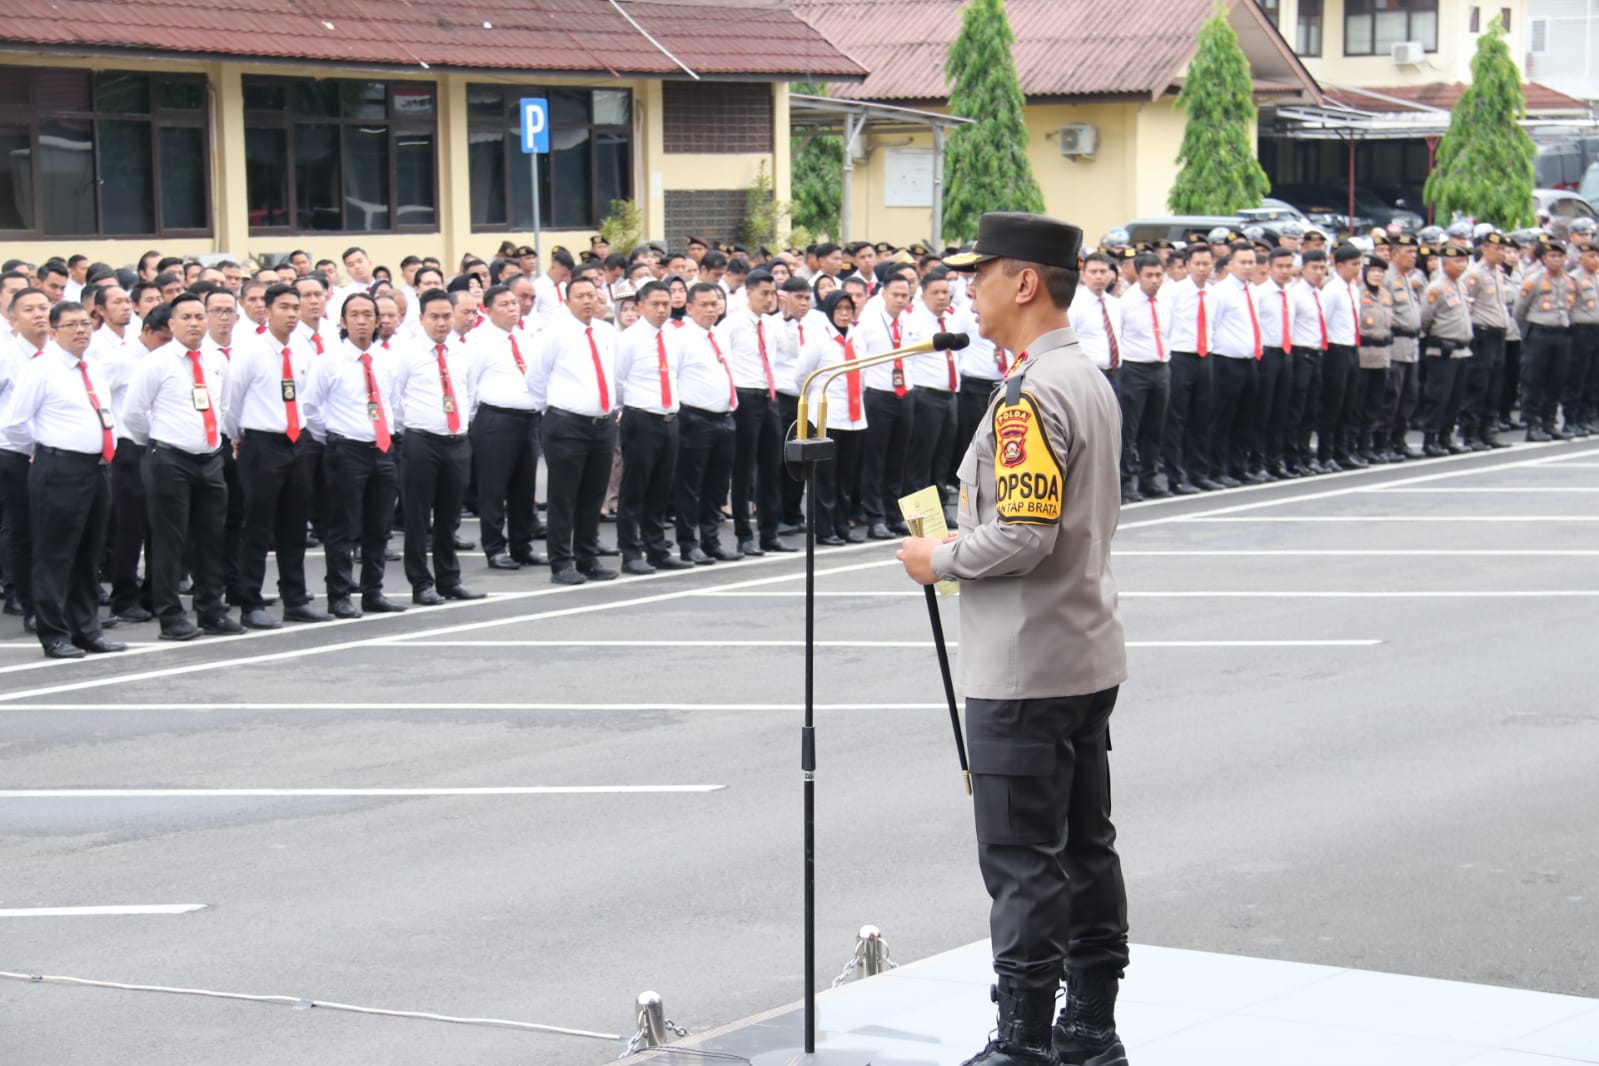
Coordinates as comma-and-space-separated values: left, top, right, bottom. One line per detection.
465, 84, 634, 234
242, 76, 439, 236
1296, 0, 1324, 58
1343, 0, 1440, 57
0, 68, 211, 239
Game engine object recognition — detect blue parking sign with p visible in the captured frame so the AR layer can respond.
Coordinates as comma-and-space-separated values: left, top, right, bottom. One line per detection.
520, 97, 549, 154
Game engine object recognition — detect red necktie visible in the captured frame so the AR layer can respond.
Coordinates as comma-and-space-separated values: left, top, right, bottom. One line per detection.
1196, 291, 1208, 357
281, 346, 301, 443
755, 319, 776, 401
1351, 285, 1362, 346
707, 330, 737, 411
219, 346, 231, 362
312, 332, 324, 356
256, 323, 267, 335
508, 333, 526, 374
838, 335, 863, 421
1149, 297, 1165, 361
1100, 296, 1120, 370
941, 314, 957, 389
586, 327, 610, 411
797, 322, 806, 347
1243, 284, 1261, 359
890, 316, 906, 397
995, 348, 1008, 375
359, 351, 391, 452
656, 329, 673, 409
1279, 290, 1291, 352
436, 344, 461, 433
186, 351, 218, 448
1311, 288, 1328, 350
77, 360, 114, 462
32, 349, 41, 359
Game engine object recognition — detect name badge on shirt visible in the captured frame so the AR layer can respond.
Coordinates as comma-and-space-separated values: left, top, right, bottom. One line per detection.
192, 386, 211, 411
892, 367, 906, 391
442, 395, 457, 414
367, 402, 382, 423
98, 408, 113, 430
281, 380, 296, 402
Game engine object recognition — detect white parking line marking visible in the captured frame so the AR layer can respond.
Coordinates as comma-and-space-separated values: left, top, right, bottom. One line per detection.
691, 589, 1599, 599
0, 786, 724, 797
1363, 486, 1599, 493
1180, 515, 1599, 522
1113, 549, 1599, 556
0, 904, 207, 917
381, 638, 1382, 649
0, 703, 951, 713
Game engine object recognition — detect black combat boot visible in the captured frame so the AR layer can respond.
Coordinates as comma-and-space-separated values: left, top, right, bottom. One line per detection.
1053, 969, 1128, 1066
962, 980, 1060, 1065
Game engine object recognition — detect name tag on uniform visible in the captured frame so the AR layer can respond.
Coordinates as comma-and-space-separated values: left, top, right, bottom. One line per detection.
891, 367, 906, 392
192, 386, 211, 411
1543, 299, 1553, 312
281, 380, 296, 402
98, 408, 113, 430
442, 395, 457, 414
367, 402, 382, 423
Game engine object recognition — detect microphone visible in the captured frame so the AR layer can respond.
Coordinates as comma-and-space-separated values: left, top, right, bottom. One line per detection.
933, 332, 970, 351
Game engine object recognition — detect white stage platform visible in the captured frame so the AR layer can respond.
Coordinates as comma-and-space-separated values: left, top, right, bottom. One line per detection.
616, 939, 1599, 1065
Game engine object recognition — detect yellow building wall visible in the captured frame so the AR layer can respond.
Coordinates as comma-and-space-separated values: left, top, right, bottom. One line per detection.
1274, 0, 1527, 87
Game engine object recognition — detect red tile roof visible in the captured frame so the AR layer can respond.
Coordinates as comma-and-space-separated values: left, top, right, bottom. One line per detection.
792, 0, 1227, 102
0, 0, 866, 80
1323, 81, 1589, 115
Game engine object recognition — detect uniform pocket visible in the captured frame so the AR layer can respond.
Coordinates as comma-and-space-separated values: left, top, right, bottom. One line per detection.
968, 735, 1060, 845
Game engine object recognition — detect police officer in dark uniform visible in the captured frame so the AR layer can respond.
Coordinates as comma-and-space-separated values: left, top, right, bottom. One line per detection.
898, 213, 1129, 1066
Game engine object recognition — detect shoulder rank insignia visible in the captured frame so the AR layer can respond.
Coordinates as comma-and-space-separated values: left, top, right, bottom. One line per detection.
992, 391, 1064, 525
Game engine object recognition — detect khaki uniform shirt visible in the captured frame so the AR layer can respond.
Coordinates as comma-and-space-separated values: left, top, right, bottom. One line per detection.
1570, 267, 1599, 326
1421, 275, 1473, 354
1464, 263, 1510, 329
1385, 266, 1423, 364
1515, 267, 1576, 329
1357, 287, 1394, 369
932, 326, 1127, 700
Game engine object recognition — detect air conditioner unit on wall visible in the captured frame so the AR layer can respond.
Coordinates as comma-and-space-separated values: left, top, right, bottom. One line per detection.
1058, 123, 1098, 158
1392, 41, 1425, 66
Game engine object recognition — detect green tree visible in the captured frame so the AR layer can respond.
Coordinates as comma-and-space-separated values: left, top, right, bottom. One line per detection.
1168, 5, 1269, 214
942, 0, 1044, 242
791, 81, 842, 240
1423, 17, 1535, 228
598, 198, 644, 254
738, 160, 796, 248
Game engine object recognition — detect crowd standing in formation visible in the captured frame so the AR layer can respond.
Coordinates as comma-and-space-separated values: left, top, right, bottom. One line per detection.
0, 218, 1591, 659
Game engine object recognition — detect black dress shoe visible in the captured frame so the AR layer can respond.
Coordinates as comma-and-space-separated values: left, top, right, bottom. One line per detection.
284, 602, 334, 623
1526, 426, 1553, 442
551, 567, 587, 586
683, 546, 714, 565
100, 614, 119, 629
594, 545, 620, 557
361, 594, 407, 613
867, 521, 895, 540
1171, 480, 1201, 496
75, 637, 127, 654
23, 612, 36, 634
737, 539, 766, 557
160, 620, 202, 641
487, 552, 522, 570
382, 546, 401, 561
43, 641, 85, 659
1193, 477, 1223, 491
623, 558, 657, 576
412, 587, 447, 606
776, 522, 805, 535
707, 545, 742, 562
328, 597, 363, 619
439, 584, 486, 600
305, 531, 322, 548
578, 563, 618, 581
761, 538, 799, 553
1214, 474, 1242, 489
202, 616, 246, 636
1240, 470, 1268, 484
1138, 483, 1171, 499
454, 535, 477, 551
240, 608, 281, 630
651, 556, 693, 571
2, 595, 21, 616
1120, 489, 1143, 505
116, 606, 154, 624
261, 595, 279, 607
886, 520, 911, 536
846, 529, 867, 543
512, 550, 549, 566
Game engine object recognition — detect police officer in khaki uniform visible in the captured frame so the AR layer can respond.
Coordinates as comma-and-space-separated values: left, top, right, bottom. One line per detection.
1382, 236, 1425, 459
898, 213, 1128, 1066
1514, 241, 1577, 441
1419, 246, 1476, 455
1563, 240, 1599, 434
1462, 232, 1513, 450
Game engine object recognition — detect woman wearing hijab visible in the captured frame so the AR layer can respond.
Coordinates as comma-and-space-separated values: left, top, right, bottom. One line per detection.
793, 291, 867, 544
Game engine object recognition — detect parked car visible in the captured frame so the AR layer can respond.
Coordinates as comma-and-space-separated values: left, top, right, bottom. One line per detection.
1238, 198, 1308, 225
1535, 139, 1586, 191
1121, 215, 1242, 247
1534, 188, 1599, 222
1271, 182, 1423, 233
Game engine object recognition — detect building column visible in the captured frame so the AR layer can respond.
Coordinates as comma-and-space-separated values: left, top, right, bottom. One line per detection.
211, 63, 249, 254
642, 80, 666, 241
437, 75, 473, 270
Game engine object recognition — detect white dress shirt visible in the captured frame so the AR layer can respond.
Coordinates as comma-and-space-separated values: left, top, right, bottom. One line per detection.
221, 329, 313, 438
1209, 274, 1261, 360
465, 322, 537, 413
1118, 288, 1169, 364
392, 334, 474, 436
1253, 279, 1296, 353
1068, 286, 1123, 370
1163, 277, 1209, 354
0, 341, 113, 457
723, 306, 781, 394
532, 274, 567, 324
671, 320, 737, 413
303, 339, 399, 444
905, 301, 959, 390
852, 307, 913, 393
87, 325, 138, 434
1322, 277, 1360, 347
295, 318, 341, 357
952, 305, 1005, 381
1289, 278, 1330, 350
121, 340, 228, 454
527, 313, 618, 416
793, 322, 868, 431
773, 316, 804, 397
614, 320, 680, 415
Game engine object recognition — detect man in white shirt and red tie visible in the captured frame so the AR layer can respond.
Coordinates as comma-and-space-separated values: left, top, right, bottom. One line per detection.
1068, 252, 1124, 383
221, 282, 328, 629
774, 275, 813, 533
1205, 243, 1262, 488
394, 289, 485, 605
723, 269, 794, 557
465, 284, 545, 571
904, 271, 959, 504
1161, 244, 1218, 493
528, 276, 620, 584
303, 292, 405, 618
1, 287, 52, 632
1318, 243, 1365, 470
854, 273, 916, 539
532, 248, 576, 326
121, 292, 243, 641
1286, 250, 1332, 475
670, 282, 741, 565
0, 301, 125, 657
1115, 253, 1171, 503
613, 281, 693, 575
951, 299, 1002, 485
1254, 246, 1299, 480
201, 286, 250, 610
294, 272, 339, 548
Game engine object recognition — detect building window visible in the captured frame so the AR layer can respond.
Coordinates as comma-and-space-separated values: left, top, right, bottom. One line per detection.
0, 68, 209, 237
1530, 18, 1547, 51
1297, 0, 1323, 57
1344, 0, 1439, 56
1258, 0, 1280, 27
465, 86, 632, 232
243, 77, 437, 233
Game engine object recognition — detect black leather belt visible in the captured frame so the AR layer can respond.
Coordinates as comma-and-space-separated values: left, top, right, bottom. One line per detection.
547, 406, 617, 425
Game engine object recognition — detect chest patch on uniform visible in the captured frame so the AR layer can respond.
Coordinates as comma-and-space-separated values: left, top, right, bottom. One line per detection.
992, 392, 1063, 525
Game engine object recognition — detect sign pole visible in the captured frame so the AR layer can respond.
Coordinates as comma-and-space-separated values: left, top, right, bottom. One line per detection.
530, 152, 542, 261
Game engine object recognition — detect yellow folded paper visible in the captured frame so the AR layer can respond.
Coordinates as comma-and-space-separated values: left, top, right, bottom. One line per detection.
898, 485, 958, 599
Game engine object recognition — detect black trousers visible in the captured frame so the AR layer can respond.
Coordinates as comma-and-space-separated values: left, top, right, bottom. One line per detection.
1116, 361, 1168, 488
1523, 325, 1572, 428
470, 404, 537, 560
1356, 364, 1390, 446
956, 376, 1000, 487
731, 388, 783, 543
1208, 356, 1256, 478
673, 406, 735, 553
812, 427, 865, 539
618, 410, 679, 562
235, 431, 312, 610
776, 393, 805, 525
1421, 355, 1470, 436
541, 408, 616, 570
221, 442, 246, 604
907, 388, 957, 502
1566, 323, 1599, 424
29, 448, 109, 648
108, 439, 151, 614
1286, 346, 1323, 467
402, 429, 471, 591
1162, 352, 1211, 482
143, 443, 227, 628
0, 449, 33, 614
969, 688, 1129, 988
861, 388, 914, 522
1384, 361, 1421, 445
1502, 339, 1523, 422
322, 437, 396, 601
1462, 327, 1507, 440
1254, 347, 1293, 468
1317, 344, 1356, 460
